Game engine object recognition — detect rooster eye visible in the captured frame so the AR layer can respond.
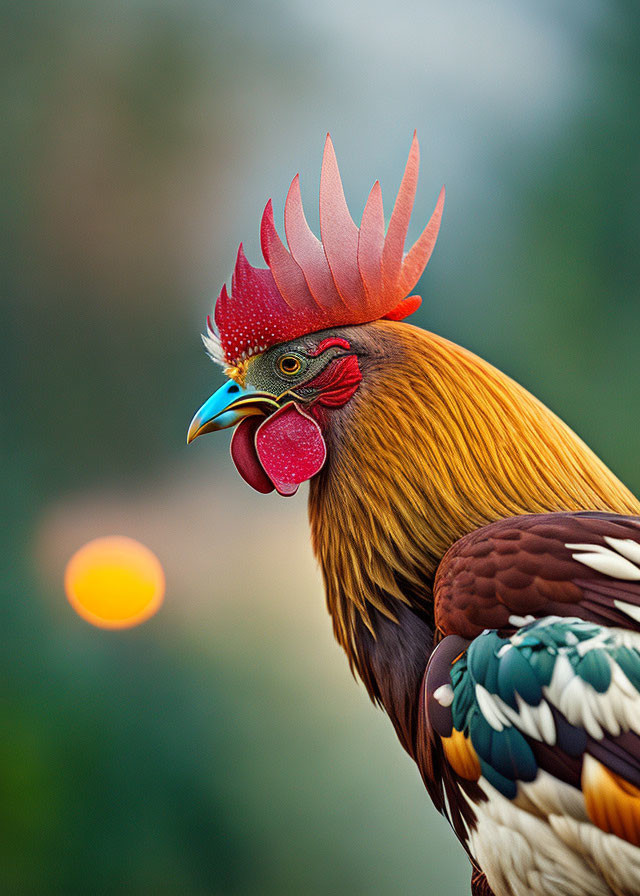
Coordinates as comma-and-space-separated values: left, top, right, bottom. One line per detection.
278, 354, 302, 376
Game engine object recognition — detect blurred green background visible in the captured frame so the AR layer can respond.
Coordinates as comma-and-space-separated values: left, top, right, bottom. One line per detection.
3, 1, 640, 892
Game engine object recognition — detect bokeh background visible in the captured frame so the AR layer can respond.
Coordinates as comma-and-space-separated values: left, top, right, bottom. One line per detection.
3, 1, 640, 892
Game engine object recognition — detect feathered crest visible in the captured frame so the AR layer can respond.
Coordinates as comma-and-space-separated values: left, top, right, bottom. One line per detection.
205, 133, 444, 366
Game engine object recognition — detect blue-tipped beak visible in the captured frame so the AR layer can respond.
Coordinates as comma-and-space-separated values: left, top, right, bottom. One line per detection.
187, 381, 279, 444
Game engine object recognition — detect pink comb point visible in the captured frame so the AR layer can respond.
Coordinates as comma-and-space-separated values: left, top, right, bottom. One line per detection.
213, 134, 444, 364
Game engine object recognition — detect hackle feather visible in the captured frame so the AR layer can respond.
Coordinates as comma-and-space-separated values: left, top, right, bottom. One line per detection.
308, 321, 640, 684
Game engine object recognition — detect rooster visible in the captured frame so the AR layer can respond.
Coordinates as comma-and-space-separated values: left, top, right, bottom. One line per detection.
187, 134, 640, 896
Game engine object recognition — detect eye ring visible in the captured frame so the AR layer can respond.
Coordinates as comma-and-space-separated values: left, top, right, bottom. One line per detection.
278, 354, 302, 376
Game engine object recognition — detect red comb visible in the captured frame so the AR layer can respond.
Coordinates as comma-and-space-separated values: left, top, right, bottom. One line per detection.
212, 133, 444, 364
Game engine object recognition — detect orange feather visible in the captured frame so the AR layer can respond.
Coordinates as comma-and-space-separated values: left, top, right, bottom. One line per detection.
582, 755, 640, 846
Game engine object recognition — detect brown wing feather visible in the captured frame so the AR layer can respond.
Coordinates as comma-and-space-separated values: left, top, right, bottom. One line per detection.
434, 511, 640, 640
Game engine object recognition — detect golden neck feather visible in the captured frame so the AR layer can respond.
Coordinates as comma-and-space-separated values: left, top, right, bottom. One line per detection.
308, 320, 640, 667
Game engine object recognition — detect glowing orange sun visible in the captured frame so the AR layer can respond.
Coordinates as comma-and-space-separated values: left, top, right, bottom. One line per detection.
64, 536, 165, 629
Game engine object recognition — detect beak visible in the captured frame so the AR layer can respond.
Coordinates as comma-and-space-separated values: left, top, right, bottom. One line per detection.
187, 381, 279, 444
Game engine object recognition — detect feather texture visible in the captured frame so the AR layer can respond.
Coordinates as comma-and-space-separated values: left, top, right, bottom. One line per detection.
309, 322, 639, 670
422, 618, 640, 894
434, 513, 640, 641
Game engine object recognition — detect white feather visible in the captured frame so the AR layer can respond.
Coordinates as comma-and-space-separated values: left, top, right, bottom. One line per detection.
509, 614, 536, 627
464, 779, 615, 896
614, 599, 640, 624
572, 550, 640, 581
566, 540, 640, 580
202, 328, 227, 368
604, 536, 640, 566
433, 683, 454, 707
476, 684, 508, 731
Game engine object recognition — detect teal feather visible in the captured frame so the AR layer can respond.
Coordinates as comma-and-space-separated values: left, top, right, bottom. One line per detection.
479, 760, 517, 800
497, 646, 543, 708
467, 632, 495, 684
576, 650, 611, 693
527, 646, 555, 687
616, 647, 640, 692
445, 616, 640, 802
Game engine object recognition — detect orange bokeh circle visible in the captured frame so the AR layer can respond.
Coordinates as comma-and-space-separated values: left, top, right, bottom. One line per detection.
64, 536, 165, 629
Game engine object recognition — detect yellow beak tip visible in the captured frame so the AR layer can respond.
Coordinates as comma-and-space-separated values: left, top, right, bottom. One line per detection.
186, 417, 203, 445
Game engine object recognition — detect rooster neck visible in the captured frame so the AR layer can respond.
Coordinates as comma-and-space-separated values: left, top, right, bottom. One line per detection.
308, 321, 640, 716
351, 602, 434, 757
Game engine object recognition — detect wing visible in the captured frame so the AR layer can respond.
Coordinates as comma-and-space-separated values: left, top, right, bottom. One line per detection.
434, 511, 640, 640
419, 618, 640, 896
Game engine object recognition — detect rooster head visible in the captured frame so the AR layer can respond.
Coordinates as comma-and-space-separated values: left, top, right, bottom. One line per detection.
187, 133, 444, 496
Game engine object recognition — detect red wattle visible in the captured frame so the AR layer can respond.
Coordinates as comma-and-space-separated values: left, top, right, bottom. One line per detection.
230, 417, 274, 494
255, 403, 327, 497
